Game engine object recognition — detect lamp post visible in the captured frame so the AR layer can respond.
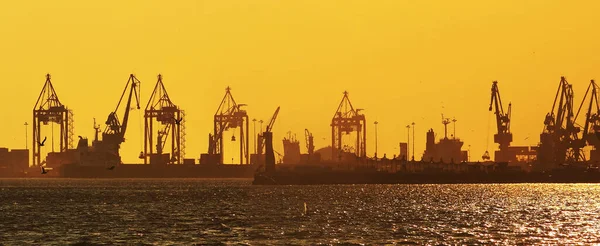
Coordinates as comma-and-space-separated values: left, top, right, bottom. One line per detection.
374, 121, 379, 159
259, 120, 264, 163
411, 122, 415, 161
259, 120, 263, 132
24, 122, 28, 149
252, 118, 257, 154
406, 124, 410, 161
452, 118, 457, 139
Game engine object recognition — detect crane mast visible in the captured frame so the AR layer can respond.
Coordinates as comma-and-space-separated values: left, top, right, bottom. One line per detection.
489, 81, 513, 162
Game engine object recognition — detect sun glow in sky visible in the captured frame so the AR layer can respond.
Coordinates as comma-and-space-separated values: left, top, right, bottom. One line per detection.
1, 1, 599, 164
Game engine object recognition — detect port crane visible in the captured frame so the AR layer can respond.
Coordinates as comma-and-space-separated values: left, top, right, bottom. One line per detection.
103, 74, 141, 146
305, 129, 314, 156
538, 77, 581, 167
143, 74, 185, 165
331, 91, 366, 162
80, 74, 141, 166
574, 80, 600, 161
487, 81, 513, 162
207, 87, 249, 164
263, 106, 280, 172
32, 74, 74, 166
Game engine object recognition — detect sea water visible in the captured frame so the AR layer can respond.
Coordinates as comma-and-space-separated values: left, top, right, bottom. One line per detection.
1, 179, 599, 245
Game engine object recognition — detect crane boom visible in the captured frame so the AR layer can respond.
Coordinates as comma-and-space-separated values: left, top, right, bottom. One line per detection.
120, 75, 141, 138
265, 106, 280, 133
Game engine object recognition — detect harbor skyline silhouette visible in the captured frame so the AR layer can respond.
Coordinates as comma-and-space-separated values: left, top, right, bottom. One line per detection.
1, 1, 599, 164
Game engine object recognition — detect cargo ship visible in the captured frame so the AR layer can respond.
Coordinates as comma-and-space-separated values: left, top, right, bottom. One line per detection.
252, 161, 600, 185
1, 152, 259, 179
0, 148, 29, 178
58, 163, 258, 178
29, 130, 260, 178
252, 118, 600, 185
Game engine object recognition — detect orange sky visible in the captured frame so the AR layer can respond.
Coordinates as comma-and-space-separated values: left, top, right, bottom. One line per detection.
1, 1, 599, 164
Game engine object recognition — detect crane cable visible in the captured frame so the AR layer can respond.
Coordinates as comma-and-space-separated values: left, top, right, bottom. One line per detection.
138, 109, 143, 154
485, 110, 491, 152
138, 83, 144, 156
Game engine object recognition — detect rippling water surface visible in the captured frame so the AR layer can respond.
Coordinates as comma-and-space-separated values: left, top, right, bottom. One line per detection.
1, 179, 600, 245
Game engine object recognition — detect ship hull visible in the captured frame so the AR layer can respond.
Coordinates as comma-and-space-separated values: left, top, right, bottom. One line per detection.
0, 164, 258, 178
59, 164, 258, 178
0, 169, 26, 178
253, 165, 600, 185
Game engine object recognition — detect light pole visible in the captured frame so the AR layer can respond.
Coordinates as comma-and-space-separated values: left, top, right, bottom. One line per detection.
406, 125, 410, 160
252, 118, 257, 154
24, 122, 28, 149
452, 118, 457, 139
411, 122, 415, 161
374, 121, 378, 159
259, 120, 263, 132
525, 136, 531, 162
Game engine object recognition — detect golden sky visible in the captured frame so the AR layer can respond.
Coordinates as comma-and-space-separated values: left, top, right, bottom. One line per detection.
1, 1, 599, 164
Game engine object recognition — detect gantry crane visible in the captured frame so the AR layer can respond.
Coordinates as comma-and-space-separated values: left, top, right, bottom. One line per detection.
80, 74, 141, 166
32, 74, 73, 166
208, 87, 249, 164
538, 77, 581, 168
143, 74, 185, 165
488, 81, 513, 162
574, 80, 600, 161
263, 106, 280, 172
331, 91, 366, 162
